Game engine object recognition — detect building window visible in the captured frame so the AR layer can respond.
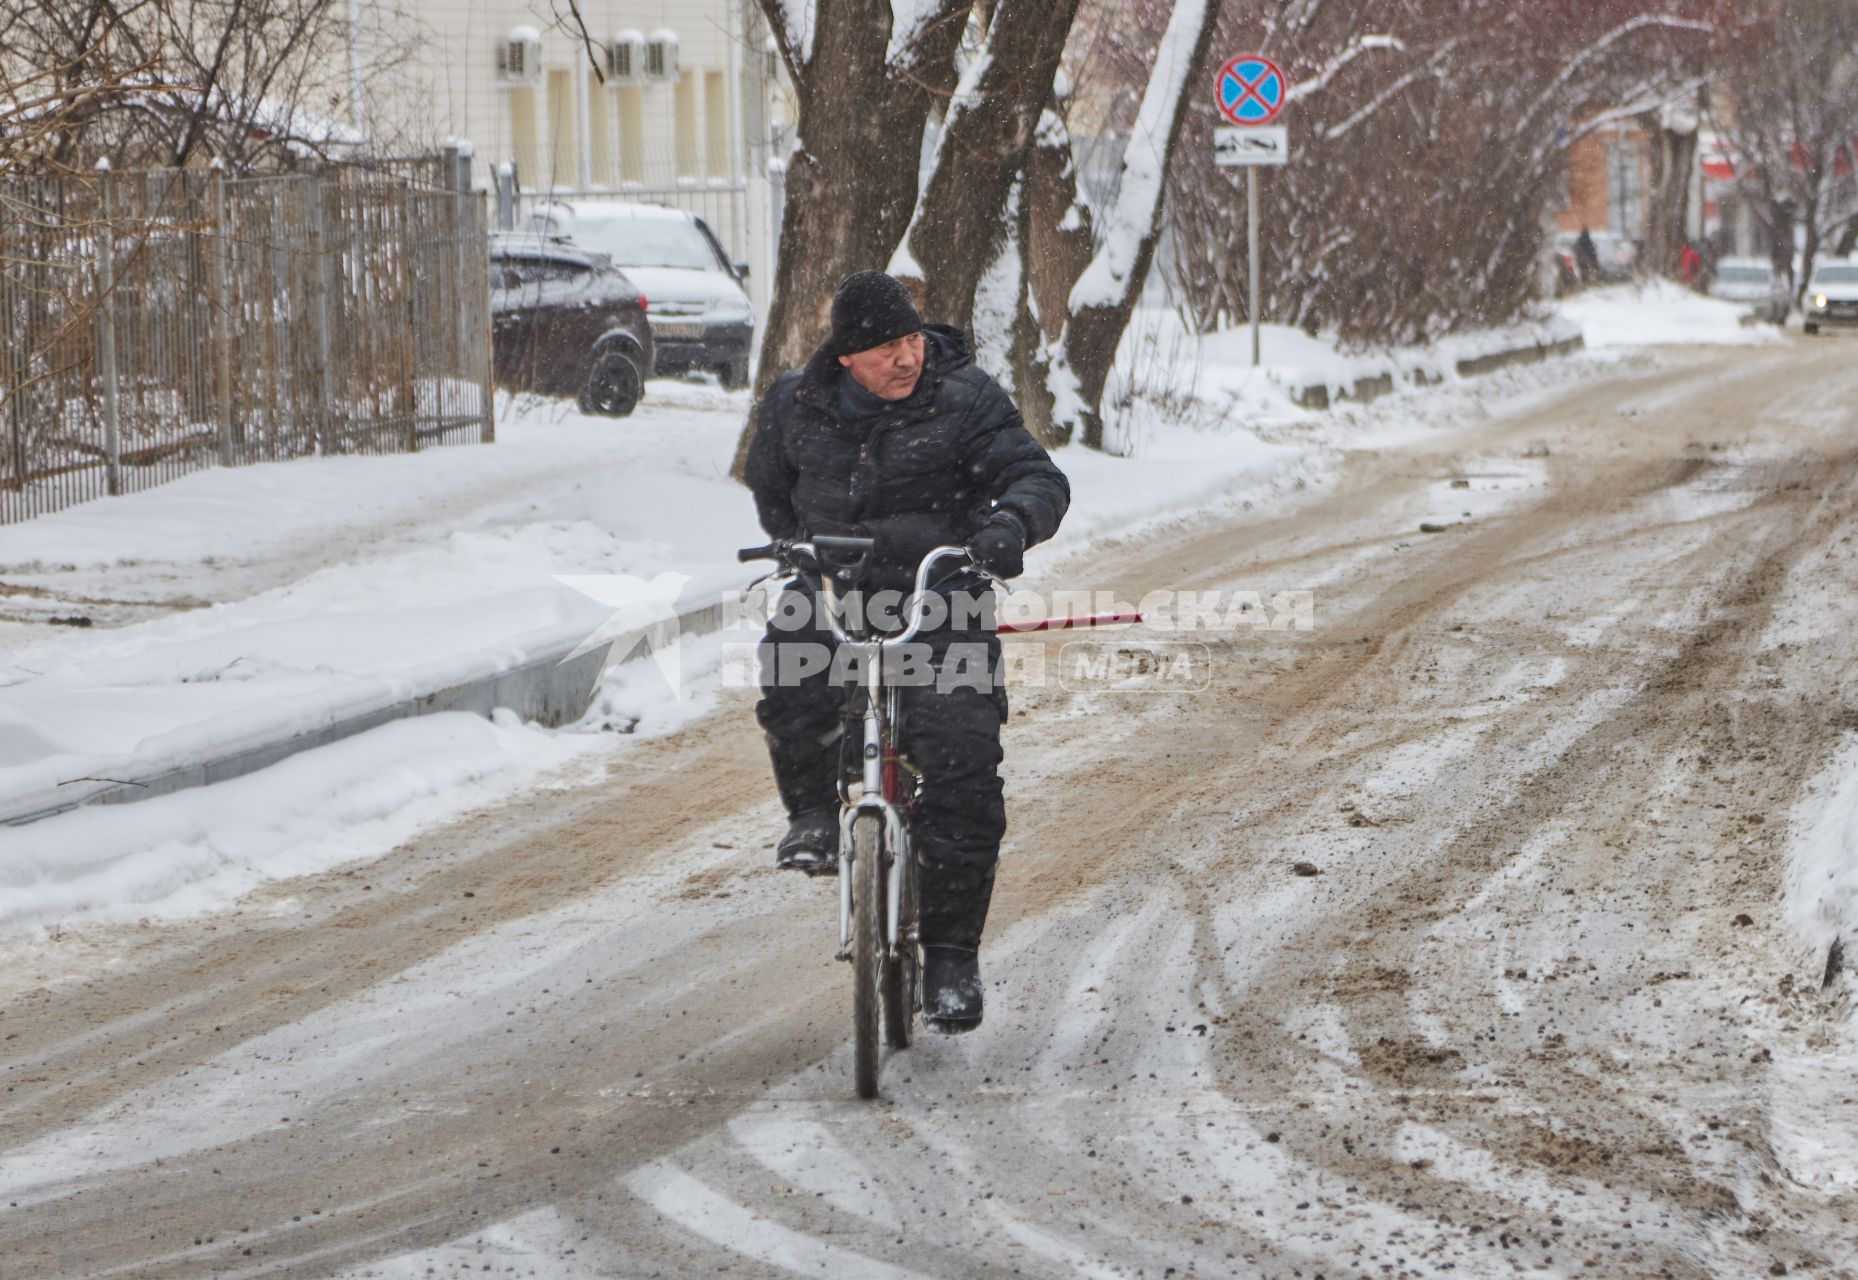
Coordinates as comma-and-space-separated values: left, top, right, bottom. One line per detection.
675, 71, 699, 180
705, 70, 729, 179
546, 69, 579, 190
588, 78, 614, 186
618, 86, 645, 183
508, 86, 539, 192
1607, 140, 1642, 239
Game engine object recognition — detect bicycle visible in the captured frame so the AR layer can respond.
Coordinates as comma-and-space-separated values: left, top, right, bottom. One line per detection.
739, 535, 1145, 1097
738, 535, 978, 1098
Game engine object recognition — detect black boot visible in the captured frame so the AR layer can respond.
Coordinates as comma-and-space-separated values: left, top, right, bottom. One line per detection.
922, 945, 983, 1033
775, 807, 840, 875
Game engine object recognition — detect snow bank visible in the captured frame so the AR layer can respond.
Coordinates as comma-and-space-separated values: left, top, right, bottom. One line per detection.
0, 381, 755, 613
1557, 279, 1785, 349
1784, 738, 1858, 969
1108, 281, 1776, 423
0, 711, 598, 933
1771, 738, 1858, 1187
0, 386, 758, 823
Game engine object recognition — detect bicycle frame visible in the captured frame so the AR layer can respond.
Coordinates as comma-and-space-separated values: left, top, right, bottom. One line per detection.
781, 542, 973, 963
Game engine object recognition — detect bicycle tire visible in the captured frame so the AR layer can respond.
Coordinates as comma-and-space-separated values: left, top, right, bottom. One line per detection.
883, 846, 918, 1049
851, 811, 884, 1099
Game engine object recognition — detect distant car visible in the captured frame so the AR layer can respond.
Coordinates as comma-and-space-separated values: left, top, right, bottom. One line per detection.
520, 201, 755, 389
1709, 257, 1789, 325
1555, 229, 1638, 284
488, 234, 654, 416
1804, 260, 1858, 335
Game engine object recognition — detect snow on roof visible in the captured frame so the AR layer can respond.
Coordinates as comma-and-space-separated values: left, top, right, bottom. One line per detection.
9, 78, 363, 148
649, 28, 678, 42
508, 25, 541, 43
538, 200, 691, 223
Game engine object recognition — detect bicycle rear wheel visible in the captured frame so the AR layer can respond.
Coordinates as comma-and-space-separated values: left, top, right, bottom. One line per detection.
851, 811, 883, 1099
883, 847, 918, 1049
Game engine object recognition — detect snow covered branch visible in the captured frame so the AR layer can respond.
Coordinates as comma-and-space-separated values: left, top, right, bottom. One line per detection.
766, 0, 818, 69
1515, 14, 1720, 139
1068, 0, 1209, 313
887, 0, 935, 68
1323, 41, 1456, 140
1288, 33, 1407, 105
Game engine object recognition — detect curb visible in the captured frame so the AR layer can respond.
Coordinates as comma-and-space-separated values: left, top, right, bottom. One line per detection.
1285, 333, 1586, 411
0, 592, 740, 828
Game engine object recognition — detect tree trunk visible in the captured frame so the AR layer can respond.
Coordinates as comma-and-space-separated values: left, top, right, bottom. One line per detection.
1767, 196, 1795, 300
1024, 103, 1095, 347
898, 0, 1081, 332
1013, 98, 1094, 448
1055, 0, 1218, 451
1797, 191, 1823, 310
731, 0, 967, 479
1834, 218, 1858, 259
1641, 110, 1698, 279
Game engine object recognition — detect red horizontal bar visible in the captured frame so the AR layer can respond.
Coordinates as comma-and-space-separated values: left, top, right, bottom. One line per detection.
999, 611, 1144, 634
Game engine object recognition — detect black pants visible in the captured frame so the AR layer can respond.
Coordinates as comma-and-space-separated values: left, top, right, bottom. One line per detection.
756, 587, 1007, 951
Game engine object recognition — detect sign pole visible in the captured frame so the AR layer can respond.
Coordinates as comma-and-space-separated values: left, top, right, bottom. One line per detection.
1214, 52, 1286, 370
1248, 167, 1261, 368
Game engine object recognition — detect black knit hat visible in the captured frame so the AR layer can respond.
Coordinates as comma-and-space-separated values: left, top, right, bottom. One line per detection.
829, 271, 923, 356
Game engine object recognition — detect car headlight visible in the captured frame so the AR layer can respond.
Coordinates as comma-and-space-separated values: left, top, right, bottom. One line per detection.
1814, 293, 1829, 309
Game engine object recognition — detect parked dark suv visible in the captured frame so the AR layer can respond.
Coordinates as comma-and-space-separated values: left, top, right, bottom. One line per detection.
488, 234, 654, 416
519, 202, 754, 389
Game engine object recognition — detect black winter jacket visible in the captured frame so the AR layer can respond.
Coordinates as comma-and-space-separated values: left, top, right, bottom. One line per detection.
746, 325, 1070, 594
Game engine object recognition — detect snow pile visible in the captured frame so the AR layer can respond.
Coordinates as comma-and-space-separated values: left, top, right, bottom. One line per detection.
1783, 738, 1858, 969
1104, 304, 1588, 428
1108, 281, 1777, 423
0, 387, 758, 823
0, 382, 757, 646
0, 712, 598, 933
1557, 279, 1784, 348
1771, 738, 1858, 1187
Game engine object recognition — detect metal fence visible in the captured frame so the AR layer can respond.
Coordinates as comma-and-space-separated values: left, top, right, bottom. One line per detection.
0, 164, 492, 525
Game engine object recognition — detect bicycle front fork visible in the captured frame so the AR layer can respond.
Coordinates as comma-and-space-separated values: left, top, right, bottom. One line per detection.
838, 678, 908, 961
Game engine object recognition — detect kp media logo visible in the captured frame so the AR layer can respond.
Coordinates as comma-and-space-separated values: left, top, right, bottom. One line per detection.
555, 571, 695, 696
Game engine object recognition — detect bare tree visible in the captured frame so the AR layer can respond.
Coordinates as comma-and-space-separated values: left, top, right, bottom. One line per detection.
1709, 0, 1858, 305
1051, 0, 1216, 449
1160, 0, 1731, 347
893, 0, 1083, 333
751, 0, 969, 393
0, 0, 417, 177
1641, 97, 1705, 280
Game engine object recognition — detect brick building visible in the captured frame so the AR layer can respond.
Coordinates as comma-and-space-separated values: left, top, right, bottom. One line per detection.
1555, 122, 1653, 240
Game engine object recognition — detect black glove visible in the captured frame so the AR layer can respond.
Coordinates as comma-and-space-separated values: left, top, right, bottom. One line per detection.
967, 512, 1027, 579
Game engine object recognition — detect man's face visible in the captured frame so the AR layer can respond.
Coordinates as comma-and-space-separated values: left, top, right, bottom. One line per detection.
838, 330, 924, 400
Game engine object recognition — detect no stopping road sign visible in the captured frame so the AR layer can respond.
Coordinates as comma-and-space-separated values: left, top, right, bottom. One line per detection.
1217, 54, 1286, 127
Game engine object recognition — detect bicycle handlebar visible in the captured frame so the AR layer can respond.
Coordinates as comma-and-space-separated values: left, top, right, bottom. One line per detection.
737, 539, 980, 647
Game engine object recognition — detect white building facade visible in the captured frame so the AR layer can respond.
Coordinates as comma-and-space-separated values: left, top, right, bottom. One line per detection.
355, 0, 791, 317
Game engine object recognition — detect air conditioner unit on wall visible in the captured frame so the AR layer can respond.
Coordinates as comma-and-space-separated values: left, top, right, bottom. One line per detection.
646, 30, 679, 82
497, 28, 543, 85
608, 30, 646, 85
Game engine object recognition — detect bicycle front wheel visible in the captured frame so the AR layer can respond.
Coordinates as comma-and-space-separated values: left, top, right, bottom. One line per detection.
851, 811, 884, 1099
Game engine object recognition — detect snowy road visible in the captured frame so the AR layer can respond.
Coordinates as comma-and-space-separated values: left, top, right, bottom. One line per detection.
4, 340, 1857, 1277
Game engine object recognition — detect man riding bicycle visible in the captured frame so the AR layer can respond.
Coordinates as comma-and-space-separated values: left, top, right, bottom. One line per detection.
745, 270, 1070, 1032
